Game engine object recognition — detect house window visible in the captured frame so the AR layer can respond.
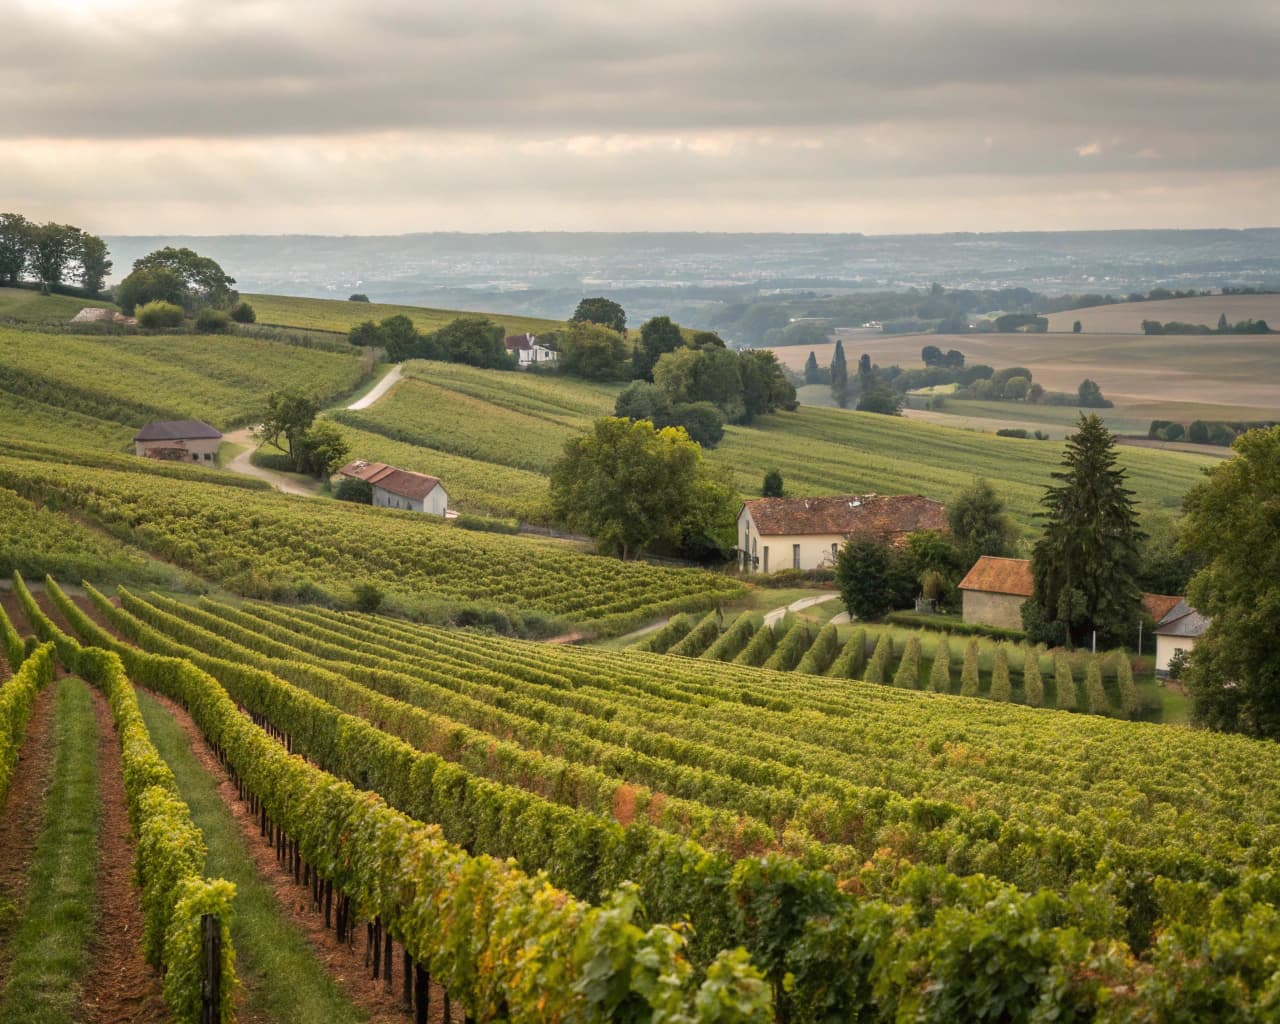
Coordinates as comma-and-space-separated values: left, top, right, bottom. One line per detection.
793, 544, 801, 569
191, 452, 199, 461
832, 542, 838, 560
204, 452, 213, 461
763, 546, 769, 573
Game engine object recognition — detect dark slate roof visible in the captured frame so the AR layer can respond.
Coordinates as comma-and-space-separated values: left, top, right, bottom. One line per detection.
504, 334, 535, 351
741, 494, 947, 543
134, 420, 222, 442
1155, 599, 1211, 638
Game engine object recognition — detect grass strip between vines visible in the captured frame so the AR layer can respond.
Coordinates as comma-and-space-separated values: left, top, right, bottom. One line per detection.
0, 677, 100, 1024
134, 687, 365, 1024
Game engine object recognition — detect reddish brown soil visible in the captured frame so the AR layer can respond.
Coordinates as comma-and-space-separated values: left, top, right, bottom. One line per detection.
0, 591, 33, 641
0, 684, 59, 994
82, 686, 169, 1024
144, 688, 461, 1024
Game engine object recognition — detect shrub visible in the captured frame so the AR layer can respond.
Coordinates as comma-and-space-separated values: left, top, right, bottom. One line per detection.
763, 620, 814, 672
349, 293, 370, 302
639, 614, 695, 654
863, 631, 892, 683
929, 634, 952, 692
1086, 656, 1109, 715
703, 614, 756, 662
230, 301, 256, 324
893, 634, 922, 688
1055, 654, 1077, 710
668, 611, 721, 658
826, 628, 866, 678
353, 581, 384, 613
990, 644, 1011, 701
734, 620, 779, 667
883, 612, 1024, 642
333, 477, 373, 504
795, 623, 840, 675
194, 307, 230, 333
1116, 651, 1139, 718
1023, 647, 1044, 706
136, 300, 184, 329
959, 638, 980, 696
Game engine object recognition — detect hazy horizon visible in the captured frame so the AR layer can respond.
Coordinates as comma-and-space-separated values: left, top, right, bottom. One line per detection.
5, 0, 1279, 236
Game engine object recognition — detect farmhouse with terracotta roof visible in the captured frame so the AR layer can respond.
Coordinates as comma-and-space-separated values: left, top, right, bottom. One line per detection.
336, 459, 448, 516
737, 494, 947, 573
504, 333, 559, 367
134, 419, 223, 464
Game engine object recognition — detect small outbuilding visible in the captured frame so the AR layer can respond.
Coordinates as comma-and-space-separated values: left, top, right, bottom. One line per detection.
1154, 599, 1210, 676
337, 459, 448, 516
134, 420, 223, 463
957, 556, 1034, 631
737, 494, 947, 574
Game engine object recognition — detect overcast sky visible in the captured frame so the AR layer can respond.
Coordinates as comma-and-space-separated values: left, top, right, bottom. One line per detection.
4, 0, 1278, 234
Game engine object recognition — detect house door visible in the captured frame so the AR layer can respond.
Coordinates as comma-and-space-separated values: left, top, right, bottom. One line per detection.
793, 544, 800, 569
763, 546, 769, 573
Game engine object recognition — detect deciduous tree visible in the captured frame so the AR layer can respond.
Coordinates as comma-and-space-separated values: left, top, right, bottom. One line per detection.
836, 538, 895, 621
762, 469, 784, 498
550, 417, 730, 560
559, 321, 630, 380
28, 222, 80, 293
77, 233, 112, 294
570, 296, 626, 333
1182, 425, 1280, 737
948, 478, 1019, 568
262, 390, 319, 463
0, 212, 32, 284
125, 246, 236, 310
632, 316, 685, 381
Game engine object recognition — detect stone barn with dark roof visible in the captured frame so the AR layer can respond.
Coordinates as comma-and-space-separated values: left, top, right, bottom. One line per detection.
134, 420, 223, 463
737, 494, 947, 574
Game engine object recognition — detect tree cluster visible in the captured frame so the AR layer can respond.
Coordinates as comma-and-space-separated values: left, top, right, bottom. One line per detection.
549, 417, 736, 561
260, 390, 351, 478
116, 247, 236, 315
348, 314, 511, 370
1142, 318, 1271, 336
1181, 426, 1280, 738
0, 212, 113, 295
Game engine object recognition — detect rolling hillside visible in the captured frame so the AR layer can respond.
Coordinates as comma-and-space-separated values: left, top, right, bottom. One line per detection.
246, 292, 566, 337
330, 359, 1216, 527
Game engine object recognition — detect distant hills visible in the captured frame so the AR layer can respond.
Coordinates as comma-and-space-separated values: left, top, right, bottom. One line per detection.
103, 229, 1280, 333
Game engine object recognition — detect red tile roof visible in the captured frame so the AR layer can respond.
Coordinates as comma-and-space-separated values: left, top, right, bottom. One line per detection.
741, 494, 947, 545
1141, 593, 1184, 623
338, 460, 442, 501
958, 556, 1034, 596
504, 333, 535, 351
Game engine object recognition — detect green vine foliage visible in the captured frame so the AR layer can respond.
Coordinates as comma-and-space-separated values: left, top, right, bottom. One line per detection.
826, 627, 866, 679
702, 614, 756, 662
0, 640, 55, 803
0, 593, 27, 671
40, 574, 1280, 1022
13, 574, 237, 1024
34, 576, 772, 1023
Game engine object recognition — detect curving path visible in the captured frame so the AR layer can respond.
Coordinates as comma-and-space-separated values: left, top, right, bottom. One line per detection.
345, 363, 403, 411
223, 428, 319, 497
762, 592, 840, 628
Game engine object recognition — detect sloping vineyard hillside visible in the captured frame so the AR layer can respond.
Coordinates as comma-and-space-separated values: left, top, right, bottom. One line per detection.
48, 577, 1280, 1022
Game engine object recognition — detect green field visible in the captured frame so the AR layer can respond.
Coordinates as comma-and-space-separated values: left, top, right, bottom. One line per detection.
246, 293, 566, 337
0, 286, 117, 324
331, 359, 1215, 530
0, 327, 375, 451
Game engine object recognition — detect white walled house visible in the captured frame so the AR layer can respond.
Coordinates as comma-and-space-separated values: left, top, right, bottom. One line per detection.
1154, 599, 1210, 676
337, 460, 448, 516
134, 420, 223, 464
504, 333, 559, 367
737, 494, 948, 574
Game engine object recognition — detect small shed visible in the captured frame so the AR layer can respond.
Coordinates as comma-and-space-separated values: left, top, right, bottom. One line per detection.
337, 459, 448, 517
957, 556, 1034, 631
135, 420, 223, 463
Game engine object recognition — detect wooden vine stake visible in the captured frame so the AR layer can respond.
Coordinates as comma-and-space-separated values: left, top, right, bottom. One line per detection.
201, 913, 222, 1024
